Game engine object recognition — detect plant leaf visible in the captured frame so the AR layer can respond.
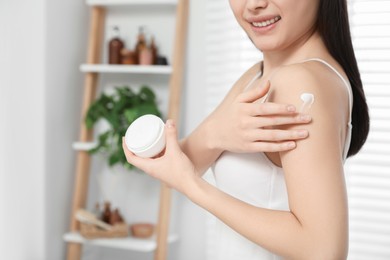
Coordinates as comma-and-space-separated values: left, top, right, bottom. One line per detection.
139, 86, 156, 102
86, 85, 162, 171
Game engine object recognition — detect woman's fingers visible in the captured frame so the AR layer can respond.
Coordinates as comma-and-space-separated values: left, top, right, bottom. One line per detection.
238, 114, 311, 131
165, 119, 180, 151
122, 137, 153, 172
121, 119, 181, 173
254, 114, 311, 128
248, 141, 297, 152
244, 129, 309, 142
243, 102, 297, 116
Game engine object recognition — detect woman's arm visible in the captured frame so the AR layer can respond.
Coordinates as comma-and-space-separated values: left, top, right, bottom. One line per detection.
271, 62, 350, 257
123, 62, 349, 259
189, 63, 350, 259
180, 65, 311, 175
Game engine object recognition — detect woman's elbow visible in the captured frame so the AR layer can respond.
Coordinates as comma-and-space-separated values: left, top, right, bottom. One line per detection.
305, 236, 348, 260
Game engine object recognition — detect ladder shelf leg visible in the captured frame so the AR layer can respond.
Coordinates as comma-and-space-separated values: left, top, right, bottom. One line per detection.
154, 0, 189, 259
66, 6, 105, 260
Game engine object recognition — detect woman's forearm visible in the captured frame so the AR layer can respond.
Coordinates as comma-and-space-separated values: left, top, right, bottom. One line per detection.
186, 177, 347, 260
180, 119, 223, 175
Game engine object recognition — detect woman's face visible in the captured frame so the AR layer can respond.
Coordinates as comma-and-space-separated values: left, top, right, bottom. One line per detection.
229, 0, 320, 52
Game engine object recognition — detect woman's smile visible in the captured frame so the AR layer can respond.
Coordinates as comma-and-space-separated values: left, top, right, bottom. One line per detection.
248, 15, 281, 33
230, 0, 319, 51
250, 15, 281, 28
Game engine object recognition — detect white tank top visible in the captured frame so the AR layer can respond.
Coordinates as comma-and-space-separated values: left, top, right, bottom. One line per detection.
212, 58, 353, 259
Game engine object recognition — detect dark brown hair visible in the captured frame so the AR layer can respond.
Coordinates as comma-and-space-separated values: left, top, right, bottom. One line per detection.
316, 0, 370, 157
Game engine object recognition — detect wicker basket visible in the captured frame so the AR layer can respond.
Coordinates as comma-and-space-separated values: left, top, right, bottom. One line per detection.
80, 222, 129, 239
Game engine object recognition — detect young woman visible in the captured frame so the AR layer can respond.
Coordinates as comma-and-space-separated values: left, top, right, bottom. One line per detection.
123, 0, 369, 259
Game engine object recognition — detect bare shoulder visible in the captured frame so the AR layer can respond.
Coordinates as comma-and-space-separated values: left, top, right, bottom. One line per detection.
266, 60, 351, 166
268, 60, 349, 126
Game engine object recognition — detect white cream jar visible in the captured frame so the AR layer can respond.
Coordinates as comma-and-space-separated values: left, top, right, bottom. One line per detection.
125, 114, 166, 158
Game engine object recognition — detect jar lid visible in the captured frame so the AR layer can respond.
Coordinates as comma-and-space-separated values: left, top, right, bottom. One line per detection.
125, 115, 164, 152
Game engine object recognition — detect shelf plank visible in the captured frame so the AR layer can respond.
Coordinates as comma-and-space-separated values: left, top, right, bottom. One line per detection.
63, 232, 178, 252
72, 142, 98, 151
86, 0, 177, 6
80, 64, 172, 74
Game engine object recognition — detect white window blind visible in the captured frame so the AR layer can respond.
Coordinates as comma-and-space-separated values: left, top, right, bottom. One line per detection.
204, 1, 390, 259
205, 0, 262, 115
346, 1, 390, 259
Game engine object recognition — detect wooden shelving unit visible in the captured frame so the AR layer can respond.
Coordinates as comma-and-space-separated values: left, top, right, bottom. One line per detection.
72, 142, 98, 151
64, 0, 189, 259
79, 64, 173, 74
86, 0, 178, 6
63, 232, 179, 252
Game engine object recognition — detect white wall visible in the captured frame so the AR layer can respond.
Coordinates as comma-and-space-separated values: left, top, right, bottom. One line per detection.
0, 0, 46, 259
45, 0, 89, 259
0, 0, 208, 259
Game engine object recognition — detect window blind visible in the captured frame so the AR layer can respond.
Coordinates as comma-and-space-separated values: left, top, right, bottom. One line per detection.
346, 1, 390, 259
204, 1, 390, 259
205, 1, 262, 115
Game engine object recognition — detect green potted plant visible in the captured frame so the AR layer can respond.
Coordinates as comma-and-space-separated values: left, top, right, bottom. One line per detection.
85, 85, 162, 169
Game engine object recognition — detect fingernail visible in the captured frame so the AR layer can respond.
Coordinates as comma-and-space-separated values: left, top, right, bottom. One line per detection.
298, 130, 308, 137
287, 105, 296, 112
166, 119, 174, 128
287, 142, 296, 149
300, 114, 311, 121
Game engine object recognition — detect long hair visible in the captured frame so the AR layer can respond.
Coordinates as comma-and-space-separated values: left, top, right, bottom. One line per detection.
316, 0, 370, 157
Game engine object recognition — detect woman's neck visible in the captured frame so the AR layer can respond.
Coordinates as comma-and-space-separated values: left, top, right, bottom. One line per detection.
262, 31, 328, 76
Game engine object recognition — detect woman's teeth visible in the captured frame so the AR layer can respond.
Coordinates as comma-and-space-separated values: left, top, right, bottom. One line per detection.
252, 16, 281, 28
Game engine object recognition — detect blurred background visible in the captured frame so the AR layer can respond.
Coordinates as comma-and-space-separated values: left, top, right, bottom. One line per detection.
1, 0, 389, 260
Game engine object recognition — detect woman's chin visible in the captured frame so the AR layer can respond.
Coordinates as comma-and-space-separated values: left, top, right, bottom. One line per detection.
248, 37, 281, 53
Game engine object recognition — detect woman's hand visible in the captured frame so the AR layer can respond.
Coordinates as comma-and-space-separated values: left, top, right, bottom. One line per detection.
122, 120, 197, 194
208, 80, 311, 153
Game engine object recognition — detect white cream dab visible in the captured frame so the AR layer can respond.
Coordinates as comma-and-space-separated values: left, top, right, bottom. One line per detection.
300, 93, 315, 113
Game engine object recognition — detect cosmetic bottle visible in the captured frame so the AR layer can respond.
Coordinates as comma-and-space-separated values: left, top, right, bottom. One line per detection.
121, 48, 137, 64
134, 26, 147, 64
109, 208, 124, 225
125, 114, 166, 158
108, 26, 124, 64
102, 201, 112, 224
139, 47, 153, 65
150, 36, 158, 65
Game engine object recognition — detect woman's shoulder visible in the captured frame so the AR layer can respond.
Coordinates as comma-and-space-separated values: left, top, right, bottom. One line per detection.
268, 59, 350, 127
269, 59, 349, 111
270, 59, 349, 96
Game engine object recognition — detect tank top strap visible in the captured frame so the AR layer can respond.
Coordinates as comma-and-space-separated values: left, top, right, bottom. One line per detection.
300, 58, 353, 126
243, 61, 264, 92
301, 58, 353, 160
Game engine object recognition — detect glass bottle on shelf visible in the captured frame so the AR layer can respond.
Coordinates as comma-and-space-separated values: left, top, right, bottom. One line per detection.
102, 201, 112, 224
108, 26, 124, 64
150, 36, 158, 65
134, 26, 147, 65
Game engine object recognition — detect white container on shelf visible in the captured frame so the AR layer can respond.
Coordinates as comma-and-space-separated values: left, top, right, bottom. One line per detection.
125, 114, 166, 158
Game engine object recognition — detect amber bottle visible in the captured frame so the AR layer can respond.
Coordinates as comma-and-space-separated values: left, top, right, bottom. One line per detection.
108, 26, 124, 64
109, 208, 125, 225
134, 26, 147, 64
150, 36, 158, 65
102, 201, 112, 224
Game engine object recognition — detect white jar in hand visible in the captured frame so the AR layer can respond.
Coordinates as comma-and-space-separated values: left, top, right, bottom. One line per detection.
125, 114, 166, 158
